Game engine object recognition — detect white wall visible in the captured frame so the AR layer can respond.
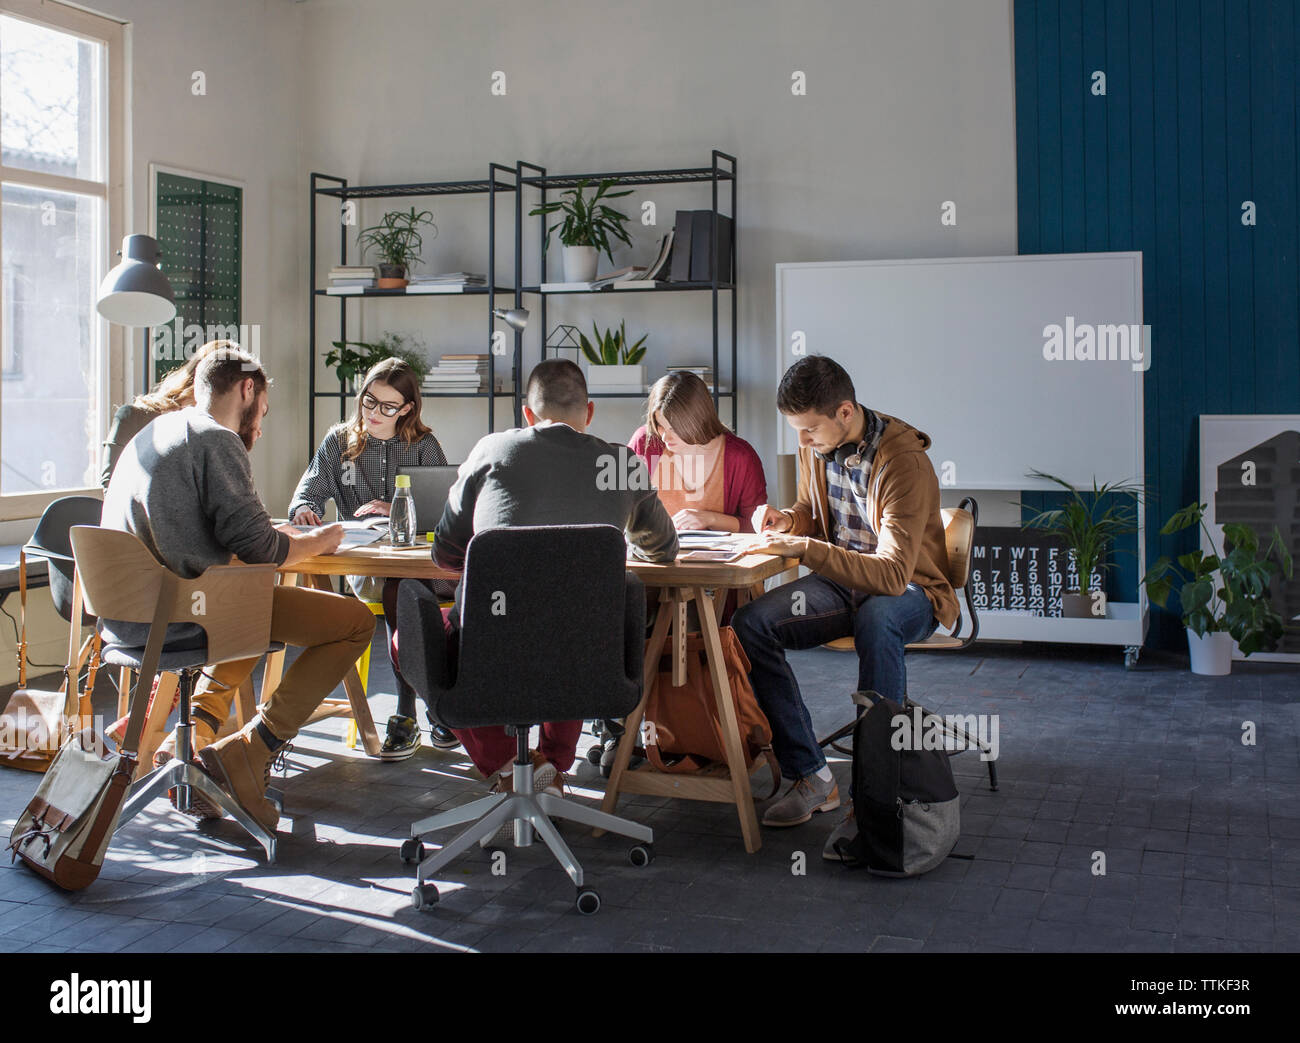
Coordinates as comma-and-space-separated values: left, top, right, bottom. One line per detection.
294, 0, 1020, 474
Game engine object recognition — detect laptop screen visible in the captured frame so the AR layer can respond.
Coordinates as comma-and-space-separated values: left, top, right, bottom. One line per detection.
395, 465, 459, 534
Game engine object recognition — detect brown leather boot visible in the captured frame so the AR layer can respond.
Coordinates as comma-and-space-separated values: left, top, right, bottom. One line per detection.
198, 721, 280, 833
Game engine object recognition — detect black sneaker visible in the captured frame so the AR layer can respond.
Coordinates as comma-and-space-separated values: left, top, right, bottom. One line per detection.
380, 714, 422, 761
425, 712, 460, 750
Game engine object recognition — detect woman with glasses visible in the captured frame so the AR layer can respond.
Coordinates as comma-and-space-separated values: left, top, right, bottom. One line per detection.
288, 357, 455, 760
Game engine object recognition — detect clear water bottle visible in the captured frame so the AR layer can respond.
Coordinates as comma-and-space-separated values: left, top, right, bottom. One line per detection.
389, 474, 417, 547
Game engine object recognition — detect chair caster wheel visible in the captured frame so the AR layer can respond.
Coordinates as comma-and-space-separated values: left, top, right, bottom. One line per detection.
575, 887, 601, 915
411, 883, 439, 911
629, 843, 654, 867
586, 746, 603, 766
400, 838, 425, 865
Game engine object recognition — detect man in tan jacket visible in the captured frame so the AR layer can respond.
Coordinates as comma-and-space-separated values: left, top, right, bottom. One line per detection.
736, 355, 957, 841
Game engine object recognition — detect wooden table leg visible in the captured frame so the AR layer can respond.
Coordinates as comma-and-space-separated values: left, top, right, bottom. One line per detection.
305, 573, 382, 758
694, 585, 762, 853
597, 586, 674, 831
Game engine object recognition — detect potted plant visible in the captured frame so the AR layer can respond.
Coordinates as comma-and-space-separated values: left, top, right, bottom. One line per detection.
357, 207, 436, 288
1142, 502, 1293, 675
325, 331, 430, 390
528, 178, 633, 283
578, 320, 647, 391
1018, 471, 1142, 619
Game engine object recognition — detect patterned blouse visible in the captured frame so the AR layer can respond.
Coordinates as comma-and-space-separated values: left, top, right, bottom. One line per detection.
289, 425, 447, 519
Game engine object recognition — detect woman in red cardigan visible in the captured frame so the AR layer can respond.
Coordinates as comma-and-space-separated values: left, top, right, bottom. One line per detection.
628, 370, 767, 532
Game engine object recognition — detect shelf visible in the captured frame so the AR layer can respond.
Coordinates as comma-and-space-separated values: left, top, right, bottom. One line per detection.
522, 282, 734, 295
520, 166, 734, 190
316, 286, 513, 297
314, 179, 516, 199
585, 390, 734, 399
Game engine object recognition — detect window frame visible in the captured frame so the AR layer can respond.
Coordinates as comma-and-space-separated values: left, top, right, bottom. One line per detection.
0, 0, 124, 519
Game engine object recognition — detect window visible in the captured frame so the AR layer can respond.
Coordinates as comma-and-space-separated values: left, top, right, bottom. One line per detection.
0, 0, 122, 514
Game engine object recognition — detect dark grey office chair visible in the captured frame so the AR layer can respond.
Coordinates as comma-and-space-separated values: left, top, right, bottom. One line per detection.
397, 525, 653, 915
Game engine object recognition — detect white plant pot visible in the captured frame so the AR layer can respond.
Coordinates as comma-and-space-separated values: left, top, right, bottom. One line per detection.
1187, 628, 1233, 676
563, 245, 599, 282
585, 363, 646, 391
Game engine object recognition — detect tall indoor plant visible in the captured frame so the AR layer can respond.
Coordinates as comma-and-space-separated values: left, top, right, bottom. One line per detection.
1018, 470, 1142, 619
358, 206, 436, 288
528, 178, 633, 282
1142, 502, 1293, 675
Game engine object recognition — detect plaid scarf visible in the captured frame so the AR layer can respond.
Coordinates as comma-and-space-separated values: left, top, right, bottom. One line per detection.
825, 409, 888, 553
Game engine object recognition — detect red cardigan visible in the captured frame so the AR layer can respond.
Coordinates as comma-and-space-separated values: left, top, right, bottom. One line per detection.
628, 426, 768, 533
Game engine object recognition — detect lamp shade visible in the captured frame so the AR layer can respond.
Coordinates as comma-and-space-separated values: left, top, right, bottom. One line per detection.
492, 307, 529, 332
96, 234, 176, 326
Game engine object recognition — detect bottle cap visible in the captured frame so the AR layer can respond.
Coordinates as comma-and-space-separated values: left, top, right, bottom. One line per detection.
395, 474, 411, 489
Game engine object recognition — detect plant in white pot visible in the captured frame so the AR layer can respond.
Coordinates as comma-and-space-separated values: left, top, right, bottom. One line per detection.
578, 320, 647, 391
1018, 471, 1142, 619
528, 178, 633, 283
1142, 502, 1293, 675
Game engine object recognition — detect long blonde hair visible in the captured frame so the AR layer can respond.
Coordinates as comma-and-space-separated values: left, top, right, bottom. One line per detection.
341, 357, 433, 461
133, 340, 230, 413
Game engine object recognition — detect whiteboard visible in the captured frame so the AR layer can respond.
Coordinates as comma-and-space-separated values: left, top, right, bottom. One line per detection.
775, 253, 1144, 491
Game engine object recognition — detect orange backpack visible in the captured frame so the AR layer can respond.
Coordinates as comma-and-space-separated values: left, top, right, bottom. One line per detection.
642, 626, 781, 797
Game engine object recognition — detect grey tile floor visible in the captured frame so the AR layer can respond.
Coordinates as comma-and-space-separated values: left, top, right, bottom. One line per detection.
1, 635, 1296, 953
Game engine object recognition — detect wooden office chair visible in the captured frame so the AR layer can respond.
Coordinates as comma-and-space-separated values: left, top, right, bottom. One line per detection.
818, 497, 996, 790
397, 525, 654, 915
70, 526, 284, 861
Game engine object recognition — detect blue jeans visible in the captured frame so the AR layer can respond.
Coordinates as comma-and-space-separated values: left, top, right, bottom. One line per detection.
731, 575, 938, 780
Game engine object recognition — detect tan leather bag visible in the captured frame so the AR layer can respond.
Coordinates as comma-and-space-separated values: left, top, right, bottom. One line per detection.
0, 549, 98, 773
643, 626, 780, 797
7, 573, 174, 891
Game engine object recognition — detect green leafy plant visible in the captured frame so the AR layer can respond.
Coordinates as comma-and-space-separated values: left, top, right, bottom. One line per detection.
1017, 470, 1143, 592
325, 331, 430, 387
528, 178, 633, 265
357, 207, 436, 271
1142, 502, 1294, 654
577, 320, 646, 366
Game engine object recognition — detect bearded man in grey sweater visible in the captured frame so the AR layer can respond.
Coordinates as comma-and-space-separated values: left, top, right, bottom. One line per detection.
101, 348, 375, 831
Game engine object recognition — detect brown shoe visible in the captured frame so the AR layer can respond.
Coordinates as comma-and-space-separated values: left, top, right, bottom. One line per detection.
198, 721, 280, 833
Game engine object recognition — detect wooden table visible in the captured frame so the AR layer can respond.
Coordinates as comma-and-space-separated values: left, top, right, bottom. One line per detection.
274, 541, 795, 853
598, 552, 796, 854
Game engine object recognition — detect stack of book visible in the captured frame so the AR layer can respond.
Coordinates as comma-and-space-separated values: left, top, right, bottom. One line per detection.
422, 353, 512, 394
326, 265, 376, 293
407, 272, 488, 293
666, 364, 717, 390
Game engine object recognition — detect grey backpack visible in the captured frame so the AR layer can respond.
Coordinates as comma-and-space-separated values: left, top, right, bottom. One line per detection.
833, 693, 961, 877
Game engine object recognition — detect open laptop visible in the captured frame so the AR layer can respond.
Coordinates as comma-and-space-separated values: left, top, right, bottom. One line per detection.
396, 464, 459, 535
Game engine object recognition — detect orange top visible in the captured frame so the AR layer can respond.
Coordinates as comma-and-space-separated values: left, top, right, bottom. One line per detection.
652, 436, 726, 519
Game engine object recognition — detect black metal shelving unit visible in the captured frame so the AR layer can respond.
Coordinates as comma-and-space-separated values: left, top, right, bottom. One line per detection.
516, 150, 738, 430
307, 165, 522, 455
307, 151, 739, 455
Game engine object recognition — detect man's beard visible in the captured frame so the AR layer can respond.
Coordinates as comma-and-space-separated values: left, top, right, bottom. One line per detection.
237, 398, 260, 450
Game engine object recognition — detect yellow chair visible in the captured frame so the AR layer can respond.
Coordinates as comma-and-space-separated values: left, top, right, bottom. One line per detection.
346, 599, 388, 748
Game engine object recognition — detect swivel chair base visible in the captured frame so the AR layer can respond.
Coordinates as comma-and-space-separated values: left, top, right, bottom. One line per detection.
403, 735, 653, 915
116, 669, 281, 863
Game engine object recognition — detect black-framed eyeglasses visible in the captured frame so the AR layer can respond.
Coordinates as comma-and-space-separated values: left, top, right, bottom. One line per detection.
360, 391, 407, 417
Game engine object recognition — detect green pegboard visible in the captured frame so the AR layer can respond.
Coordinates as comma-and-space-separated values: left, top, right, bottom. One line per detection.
151, 171, 241, 380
